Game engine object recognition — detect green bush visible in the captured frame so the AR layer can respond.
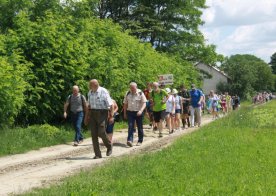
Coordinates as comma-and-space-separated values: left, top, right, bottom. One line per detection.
0, 35, 30, 128
4, 13, 199, 125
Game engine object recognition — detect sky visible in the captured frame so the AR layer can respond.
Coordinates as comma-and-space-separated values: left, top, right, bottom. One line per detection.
200, 0, 276, 63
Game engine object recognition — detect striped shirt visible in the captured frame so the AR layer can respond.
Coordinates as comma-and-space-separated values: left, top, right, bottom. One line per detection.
87, 87, 113, 110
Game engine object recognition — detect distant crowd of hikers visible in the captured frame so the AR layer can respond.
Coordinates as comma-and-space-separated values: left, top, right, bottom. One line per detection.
63, 80, 243, 159
252, 92, 274, 104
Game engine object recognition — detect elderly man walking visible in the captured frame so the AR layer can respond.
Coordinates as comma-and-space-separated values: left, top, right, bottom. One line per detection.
123, 82, 147, 147
85, 79, 114, 159
64, 85, 88, 146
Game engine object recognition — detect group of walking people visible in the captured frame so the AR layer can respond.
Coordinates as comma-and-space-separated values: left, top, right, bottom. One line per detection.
206, 91, 240, 119
63, 79, 237, 159
253, 92, 274, 104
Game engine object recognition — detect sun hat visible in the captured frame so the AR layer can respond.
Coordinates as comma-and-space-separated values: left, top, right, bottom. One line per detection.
172, 89, 178, 94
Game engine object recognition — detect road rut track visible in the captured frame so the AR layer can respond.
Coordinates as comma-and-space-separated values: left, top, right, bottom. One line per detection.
0, 117, 213, 196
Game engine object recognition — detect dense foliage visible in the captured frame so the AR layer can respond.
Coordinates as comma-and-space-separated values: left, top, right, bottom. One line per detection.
0, 35, 30, 128
0, 9, 199, 126
219, 54, 275, 98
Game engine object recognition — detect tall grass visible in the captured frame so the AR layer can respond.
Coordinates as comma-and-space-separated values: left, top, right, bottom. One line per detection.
25, 101, 276, 195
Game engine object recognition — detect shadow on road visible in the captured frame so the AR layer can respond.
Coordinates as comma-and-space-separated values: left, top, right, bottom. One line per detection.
64, 157, 93, 161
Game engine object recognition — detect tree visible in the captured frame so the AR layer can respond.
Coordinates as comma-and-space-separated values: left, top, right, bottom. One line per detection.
0, 0, 65, 33
220, 54, 275, 98
81, 0, 221, 65
0, 0, 32, 32
269, 52, 276, 74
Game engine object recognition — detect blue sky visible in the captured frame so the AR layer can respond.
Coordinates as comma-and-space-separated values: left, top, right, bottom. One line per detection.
200, 0, 276, 63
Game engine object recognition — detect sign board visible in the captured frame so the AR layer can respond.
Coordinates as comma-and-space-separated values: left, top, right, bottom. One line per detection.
158, 74, 173, 85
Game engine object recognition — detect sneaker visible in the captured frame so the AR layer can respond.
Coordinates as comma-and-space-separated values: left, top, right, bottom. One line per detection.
78, 139, 84, 144
73, 141, 78, 146
93, 155, 102, 159
106, 146, 113, 156
136, 142, 142, 146
153, 126, 158, 131
127, 141, 133, 147
159, 133, 163, 138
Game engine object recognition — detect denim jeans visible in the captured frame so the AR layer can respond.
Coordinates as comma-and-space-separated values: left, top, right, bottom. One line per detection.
71, 111, 84, 142
127, 111, 144, 143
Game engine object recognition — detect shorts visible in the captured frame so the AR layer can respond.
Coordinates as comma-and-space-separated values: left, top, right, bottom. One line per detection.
165, 112, 175, 118
153, 110, 166, 123
175, 109, 182, 114
106, 122, 114, 134
183, 106, 190, 115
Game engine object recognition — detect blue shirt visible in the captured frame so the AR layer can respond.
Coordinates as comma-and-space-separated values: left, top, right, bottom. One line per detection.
190, 89, 203, 108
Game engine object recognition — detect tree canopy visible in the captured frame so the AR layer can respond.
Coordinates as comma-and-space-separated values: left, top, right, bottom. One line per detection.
73, 0, 222, 64
219, 54, 275, 98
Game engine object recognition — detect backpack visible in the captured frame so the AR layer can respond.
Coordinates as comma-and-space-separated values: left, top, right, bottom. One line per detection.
68, 94, 86, 113
125, 90, 145, 113
126, 90, 143, 96
151, 89, 165, 99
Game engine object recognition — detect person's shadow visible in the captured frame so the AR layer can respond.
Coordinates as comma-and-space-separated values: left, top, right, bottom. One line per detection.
113, 142, 127, 148
64, 156, 93, 160
100, 142, 127, 148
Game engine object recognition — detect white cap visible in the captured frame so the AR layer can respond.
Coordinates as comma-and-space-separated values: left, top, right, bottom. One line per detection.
165, 88, 171, 93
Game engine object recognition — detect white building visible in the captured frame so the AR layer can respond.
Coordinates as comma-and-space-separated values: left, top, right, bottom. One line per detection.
195, 63, 230, 94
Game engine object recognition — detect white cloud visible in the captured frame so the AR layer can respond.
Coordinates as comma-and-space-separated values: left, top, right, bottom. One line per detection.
201, 0, 276, 62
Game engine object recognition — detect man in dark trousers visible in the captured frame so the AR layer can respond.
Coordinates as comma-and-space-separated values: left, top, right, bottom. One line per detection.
178, 85, 191, 128
85, 79, 114, 159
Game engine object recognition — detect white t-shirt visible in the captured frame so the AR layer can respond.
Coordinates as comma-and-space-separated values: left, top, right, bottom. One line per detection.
166, 95, 175, 112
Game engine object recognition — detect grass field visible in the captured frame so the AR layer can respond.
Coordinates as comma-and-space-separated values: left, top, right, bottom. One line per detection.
24, 101, 276, 195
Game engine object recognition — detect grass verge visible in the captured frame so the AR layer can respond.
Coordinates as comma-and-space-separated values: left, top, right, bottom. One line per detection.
0, 124, 79, 157
25, 101, 276, 195
0, 118, 128, 157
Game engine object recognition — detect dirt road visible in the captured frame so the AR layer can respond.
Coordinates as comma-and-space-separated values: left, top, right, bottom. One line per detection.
0, 116, 213, 195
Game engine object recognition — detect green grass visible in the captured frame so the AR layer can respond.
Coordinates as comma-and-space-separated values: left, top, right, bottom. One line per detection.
0, 119, 128, 157
0, 124, 81, 157
114, 121, 128, 130
25, 101, 276, 195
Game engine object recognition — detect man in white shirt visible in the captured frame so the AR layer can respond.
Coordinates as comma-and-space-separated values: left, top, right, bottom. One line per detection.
123, 82, 147, 147
85, 79, 114, 159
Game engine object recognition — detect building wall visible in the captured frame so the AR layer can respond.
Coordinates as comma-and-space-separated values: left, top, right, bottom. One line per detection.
196, 63, 228, 95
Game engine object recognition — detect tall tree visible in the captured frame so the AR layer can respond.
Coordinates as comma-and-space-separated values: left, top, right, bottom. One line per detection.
85, 0, 221, 64
269, 52, 276, 74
